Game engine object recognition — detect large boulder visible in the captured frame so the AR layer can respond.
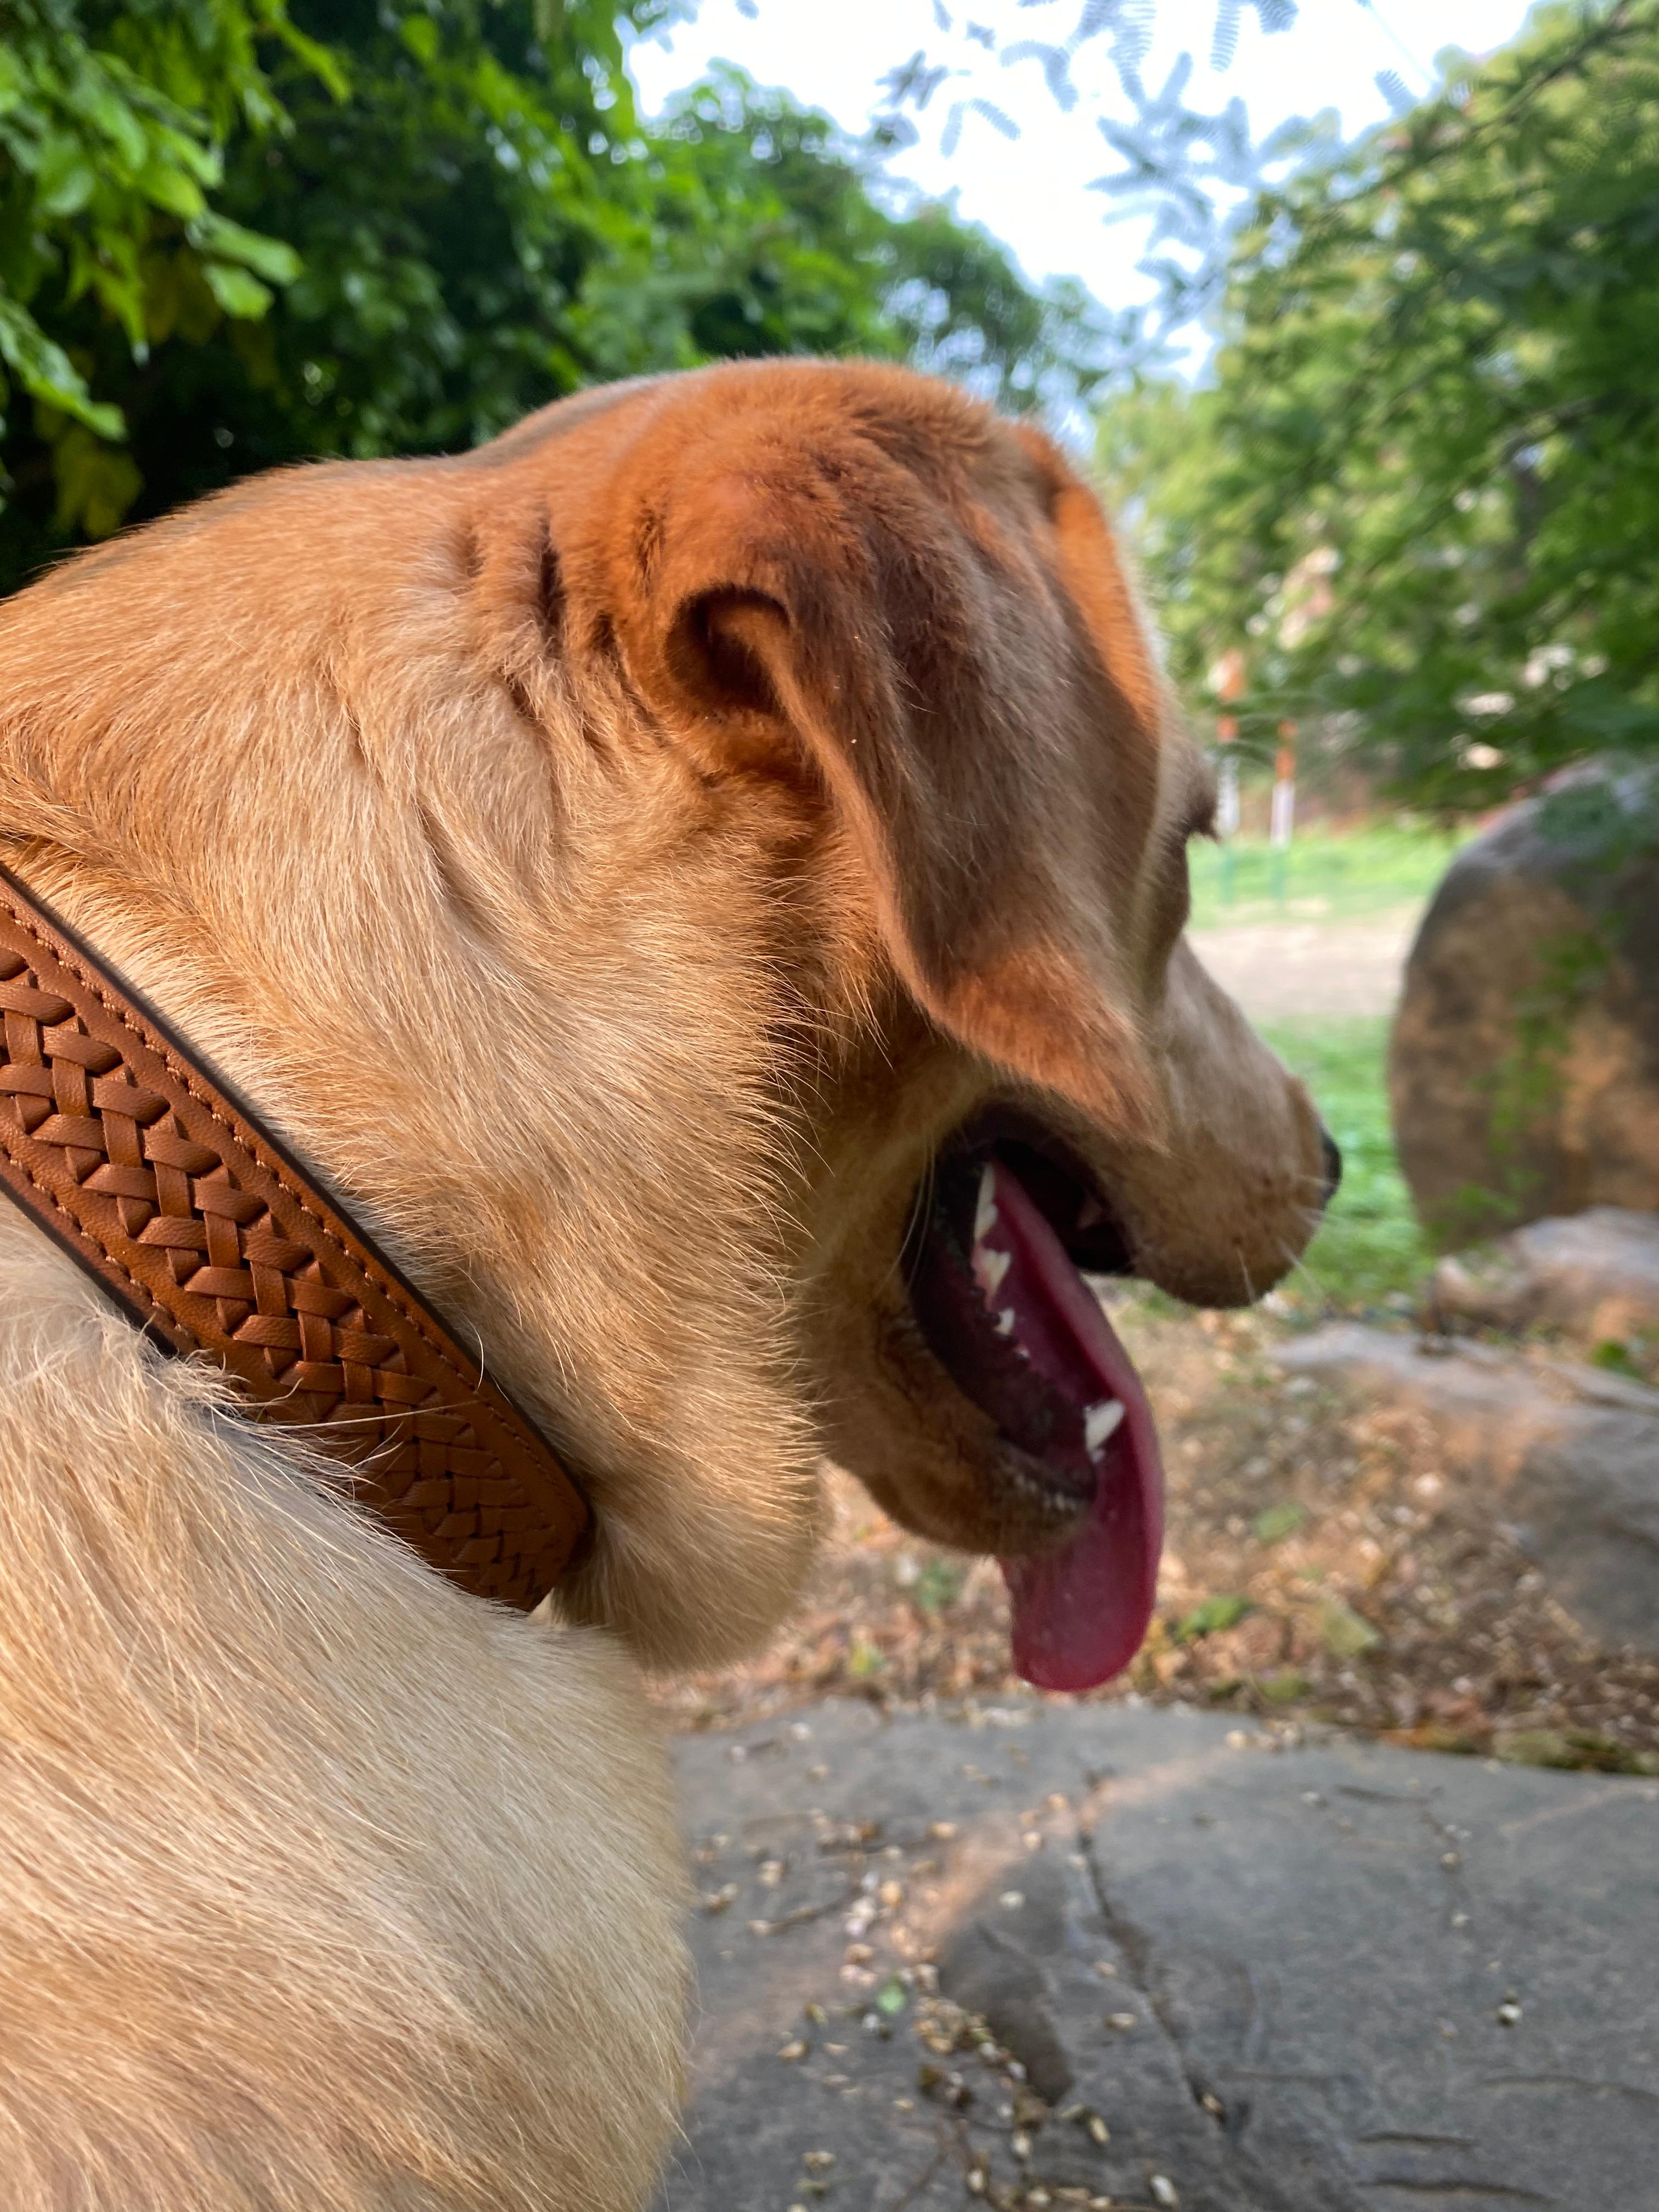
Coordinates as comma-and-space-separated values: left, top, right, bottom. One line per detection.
1390, 765, 1659, 1249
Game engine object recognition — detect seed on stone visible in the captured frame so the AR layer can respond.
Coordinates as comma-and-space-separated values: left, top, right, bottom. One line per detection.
1497, 1998, 1522, 2026
1087, 2114, 1110, 2146
778, 2039, 808, 2062
1107, 2012, 1138, 2032
1151, 2179, 1179, 2208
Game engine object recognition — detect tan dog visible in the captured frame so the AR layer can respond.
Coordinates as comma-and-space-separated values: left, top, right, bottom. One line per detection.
0, 362, 1330, 2210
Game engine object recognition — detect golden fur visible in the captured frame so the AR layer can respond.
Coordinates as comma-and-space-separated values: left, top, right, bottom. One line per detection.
0, 362, 1327, 2208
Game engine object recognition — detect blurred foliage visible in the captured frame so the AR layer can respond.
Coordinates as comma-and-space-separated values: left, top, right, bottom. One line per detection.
0, 0, 331, 539
870, 0, 1319, 369
1096, 0, 1659, 812
0, 0, 1108, 590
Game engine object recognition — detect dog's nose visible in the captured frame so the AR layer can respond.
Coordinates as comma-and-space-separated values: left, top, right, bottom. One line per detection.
1319, 1125, 1343, 1206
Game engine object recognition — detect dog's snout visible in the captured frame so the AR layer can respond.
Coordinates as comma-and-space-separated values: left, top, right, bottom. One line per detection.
1318, 1124, 1343, 1207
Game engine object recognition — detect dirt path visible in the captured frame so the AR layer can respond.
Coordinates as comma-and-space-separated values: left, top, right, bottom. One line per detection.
1188, 906, 1420, 1022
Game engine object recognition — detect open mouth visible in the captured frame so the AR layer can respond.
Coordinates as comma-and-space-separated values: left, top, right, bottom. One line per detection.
904, 1111, 1164, 1694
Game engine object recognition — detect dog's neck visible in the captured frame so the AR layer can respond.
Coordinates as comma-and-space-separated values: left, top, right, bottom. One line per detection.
0, 484, 828, 1661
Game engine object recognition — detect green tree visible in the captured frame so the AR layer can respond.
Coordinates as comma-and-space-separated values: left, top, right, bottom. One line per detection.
1097, 0, 1659, 812
0, 1, 1107, 595
0, 0, 337, 538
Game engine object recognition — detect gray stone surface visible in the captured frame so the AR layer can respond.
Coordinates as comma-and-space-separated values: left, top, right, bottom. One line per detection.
656, 1699, 1659, 2212
1273, 1322, 1659, 1655
1432, 1206, 1659, 1346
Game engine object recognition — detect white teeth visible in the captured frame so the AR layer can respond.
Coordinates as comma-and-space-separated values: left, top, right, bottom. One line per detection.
1084, 1399, 1125, 1457
974, 1165, 998, 1245
974, 1246, 1012, 1298
994, 1307, 1017, 1338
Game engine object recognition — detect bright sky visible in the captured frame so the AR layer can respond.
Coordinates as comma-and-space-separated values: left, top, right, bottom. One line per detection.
630, 0, 1539, 314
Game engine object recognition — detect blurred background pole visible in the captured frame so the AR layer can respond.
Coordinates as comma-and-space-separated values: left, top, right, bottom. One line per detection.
1210, 648, 1246, 907
1271, 719, 1297, 905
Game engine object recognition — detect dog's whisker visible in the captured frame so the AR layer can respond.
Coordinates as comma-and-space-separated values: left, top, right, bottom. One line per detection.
1279, 1240, 1335, 1319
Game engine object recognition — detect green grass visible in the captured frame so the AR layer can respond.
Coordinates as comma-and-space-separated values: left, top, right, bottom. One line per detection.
1261, 1015, 1432, 1314
1189, 825, 1467, 929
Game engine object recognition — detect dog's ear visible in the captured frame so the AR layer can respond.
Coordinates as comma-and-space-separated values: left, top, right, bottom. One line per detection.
598, 397, 1165, 1135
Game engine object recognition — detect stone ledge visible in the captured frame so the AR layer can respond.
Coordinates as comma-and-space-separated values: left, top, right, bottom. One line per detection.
658, 1699, 1659, 2212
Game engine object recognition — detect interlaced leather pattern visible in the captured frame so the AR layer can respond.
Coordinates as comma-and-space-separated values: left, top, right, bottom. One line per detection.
0, 870, 589, 1609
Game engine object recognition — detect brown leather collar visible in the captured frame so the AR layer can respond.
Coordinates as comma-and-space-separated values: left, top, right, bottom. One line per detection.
0, 864, 589, 1608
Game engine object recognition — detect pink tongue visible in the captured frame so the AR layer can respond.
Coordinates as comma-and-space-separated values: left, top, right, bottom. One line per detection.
984, 1164, 1164, 1693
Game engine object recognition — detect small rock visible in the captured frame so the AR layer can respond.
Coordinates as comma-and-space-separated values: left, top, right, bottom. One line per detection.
1432, 1208, 1659, 1345
1274, 1323, 1659, 1653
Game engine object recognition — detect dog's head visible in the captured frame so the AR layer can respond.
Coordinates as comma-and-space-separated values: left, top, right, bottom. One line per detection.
2, 362, 1330, 1686
527, 363, 1331, 1686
